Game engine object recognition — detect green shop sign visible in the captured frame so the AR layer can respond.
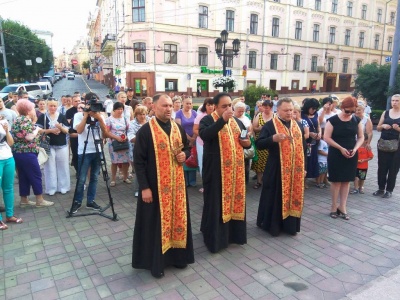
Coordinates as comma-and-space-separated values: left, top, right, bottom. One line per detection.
200, 66, 223, 74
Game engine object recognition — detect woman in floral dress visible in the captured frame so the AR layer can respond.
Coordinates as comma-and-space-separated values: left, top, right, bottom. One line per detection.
106, 102, 131, 186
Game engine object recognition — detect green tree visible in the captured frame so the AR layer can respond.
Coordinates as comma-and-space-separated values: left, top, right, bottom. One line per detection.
243, 85, 276, 108
82, 60, 91, 70
354, 63, 400, 109
0, 18, 53, 83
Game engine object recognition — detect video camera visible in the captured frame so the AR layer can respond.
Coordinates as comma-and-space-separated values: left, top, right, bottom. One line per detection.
84, 96, 103, 125
83, 97, 103, 113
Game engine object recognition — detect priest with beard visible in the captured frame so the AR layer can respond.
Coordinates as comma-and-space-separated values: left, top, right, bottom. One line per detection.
199, 92, 251, 253
255, 97, 306, 237
132, 94, 194, 278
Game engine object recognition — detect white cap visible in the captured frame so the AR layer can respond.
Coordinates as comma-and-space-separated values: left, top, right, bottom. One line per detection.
329, 94, 338, 100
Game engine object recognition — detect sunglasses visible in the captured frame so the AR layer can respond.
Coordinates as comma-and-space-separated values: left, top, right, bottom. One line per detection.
344, 109, 355, 114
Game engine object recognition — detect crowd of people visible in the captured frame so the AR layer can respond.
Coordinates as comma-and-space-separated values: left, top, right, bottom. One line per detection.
1, 88, 399, 281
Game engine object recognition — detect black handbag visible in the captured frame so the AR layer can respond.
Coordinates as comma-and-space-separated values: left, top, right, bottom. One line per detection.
39, 115, 51, 154
111, 117, 129, 151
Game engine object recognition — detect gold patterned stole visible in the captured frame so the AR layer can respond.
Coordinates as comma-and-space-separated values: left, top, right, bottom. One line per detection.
149, 118, 187, 254
211, 111, 246, 223
272, 116, 305, 219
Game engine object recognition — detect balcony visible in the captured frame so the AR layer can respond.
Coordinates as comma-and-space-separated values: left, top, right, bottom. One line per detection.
101, 34, 116, 56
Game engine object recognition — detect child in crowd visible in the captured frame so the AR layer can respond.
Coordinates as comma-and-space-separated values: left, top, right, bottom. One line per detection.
316, 136, 329, 188
350, 133, 374, 194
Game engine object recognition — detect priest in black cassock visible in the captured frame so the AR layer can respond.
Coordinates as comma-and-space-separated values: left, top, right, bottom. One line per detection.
132, 94, 194, 278
199, 92, 251, 253
255, 97, 306, 237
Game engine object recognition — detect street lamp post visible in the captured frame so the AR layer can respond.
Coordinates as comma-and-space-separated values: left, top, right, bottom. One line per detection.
215, 30, 240, 77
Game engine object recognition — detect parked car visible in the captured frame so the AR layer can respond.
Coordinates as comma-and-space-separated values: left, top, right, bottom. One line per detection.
0, 83, 43, 100
42, 75, 55, 86
37, 82, 53, 98
54, 72, 62, 81
67, 73, 75, 80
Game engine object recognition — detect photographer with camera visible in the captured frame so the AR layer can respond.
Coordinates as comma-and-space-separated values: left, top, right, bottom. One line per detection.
70, 93, 108, 214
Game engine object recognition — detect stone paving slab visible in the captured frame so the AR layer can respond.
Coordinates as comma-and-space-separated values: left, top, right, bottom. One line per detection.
1, 79, 399, 299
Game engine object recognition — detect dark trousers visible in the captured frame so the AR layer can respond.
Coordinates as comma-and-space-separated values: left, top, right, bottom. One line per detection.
13, 152, 43, 196
377, 149, 400, 192
70, 137, 78, 173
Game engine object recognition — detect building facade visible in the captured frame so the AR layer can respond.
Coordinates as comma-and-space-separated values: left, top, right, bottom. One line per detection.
88, 0, 398, 96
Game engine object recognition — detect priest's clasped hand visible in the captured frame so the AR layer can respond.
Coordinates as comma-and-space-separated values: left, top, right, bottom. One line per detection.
273, 133, 292, 143
175, 151, 186, 163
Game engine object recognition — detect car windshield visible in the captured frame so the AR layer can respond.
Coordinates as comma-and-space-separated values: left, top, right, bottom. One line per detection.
0, 86, 18, 93
40, 86, 46, 90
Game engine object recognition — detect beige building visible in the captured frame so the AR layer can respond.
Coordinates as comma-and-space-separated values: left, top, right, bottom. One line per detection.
87, 0, 398, 97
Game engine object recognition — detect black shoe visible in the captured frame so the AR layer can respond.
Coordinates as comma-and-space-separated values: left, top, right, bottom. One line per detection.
382, 191, 392, 198
174, 264, 187, 269
252, 175, 257, 180
373, 190, 385, 196
70, 202, 81, 214
151, 271, 164, 279
86, 201, 102, 211
0, 206, 5, 213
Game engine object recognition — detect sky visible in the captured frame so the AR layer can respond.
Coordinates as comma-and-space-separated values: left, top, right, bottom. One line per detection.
0, 0, 97, 56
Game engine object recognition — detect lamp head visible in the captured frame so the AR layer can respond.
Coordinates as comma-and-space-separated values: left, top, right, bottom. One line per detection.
215, 38, 223, 54
232, 39, 240, 54
220, 30, 228, 43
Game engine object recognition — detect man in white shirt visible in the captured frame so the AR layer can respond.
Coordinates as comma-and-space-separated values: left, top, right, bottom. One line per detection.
70, 93, 108, 214
0, 99, 17, 126
103, 95, 114, 117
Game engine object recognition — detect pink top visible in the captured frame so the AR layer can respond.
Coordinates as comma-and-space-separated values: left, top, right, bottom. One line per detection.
194, 111, 207, 146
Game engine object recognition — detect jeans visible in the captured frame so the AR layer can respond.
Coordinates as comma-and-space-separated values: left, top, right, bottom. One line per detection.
0, 157, 15, 220
74, 153, 101, 204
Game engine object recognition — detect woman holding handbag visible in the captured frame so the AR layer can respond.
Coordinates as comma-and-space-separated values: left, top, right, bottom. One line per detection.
374, 94, 400, 199
106, 102, 131, 187
36, 99, 70, 196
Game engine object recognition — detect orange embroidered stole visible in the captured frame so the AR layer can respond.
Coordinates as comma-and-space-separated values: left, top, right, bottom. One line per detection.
211, 112, 246, 223
272, 116, 305, 219
149, 118, 187, 254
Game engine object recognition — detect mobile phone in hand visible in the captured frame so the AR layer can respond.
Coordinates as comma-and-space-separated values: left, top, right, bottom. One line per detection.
240, 129, 248, 139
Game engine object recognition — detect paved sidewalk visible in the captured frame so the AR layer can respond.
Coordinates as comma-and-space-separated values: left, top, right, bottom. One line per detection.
1, 91, 400, 298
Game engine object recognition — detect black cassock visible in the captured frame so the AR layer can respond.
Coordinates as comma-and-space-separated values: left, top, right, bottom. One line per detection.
132, 119, 194, 277
255, 119, 306, 237
199, 115, 247, 253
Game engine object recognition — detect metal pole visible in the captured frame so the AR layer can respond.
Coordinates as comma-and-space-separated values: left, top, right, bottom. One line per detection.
0, 18, 9, 85
243, 29, 249, 88
387, 0, 400, 110
380, 0, 392, 66
222, 41, 226, 77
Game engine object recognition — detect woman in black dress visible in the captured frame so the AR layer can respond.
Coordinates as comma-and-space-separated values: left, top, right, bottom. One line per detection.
324, 97, 364, 220
373, 94, 400, 198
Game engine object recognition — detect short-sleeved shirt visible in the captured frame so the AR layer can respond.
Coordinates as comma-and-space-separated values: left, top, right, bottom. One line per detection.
36, 113, 70, 146
317, 108, 337, 129
11, 116, 39, 153
175, 109, 197, 137
318, 139, 328, 163
104, 99, 114, 113
73, 113, 105, 154
194, 111, 207, 146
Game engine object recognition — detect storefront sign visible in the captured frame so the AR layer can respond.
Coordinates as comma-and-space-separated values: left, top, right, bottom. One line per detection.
200, 66, 223, 74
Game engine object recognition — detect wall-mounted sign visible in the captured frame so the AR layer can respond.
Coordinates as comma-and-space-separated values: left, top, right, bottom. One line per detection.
200, 66, 223, 74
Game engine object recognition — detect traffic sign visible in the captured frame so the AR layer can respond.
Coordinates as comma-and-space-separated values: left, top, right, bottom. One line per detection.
385, 56, 392, 63
71, 59, 78, 65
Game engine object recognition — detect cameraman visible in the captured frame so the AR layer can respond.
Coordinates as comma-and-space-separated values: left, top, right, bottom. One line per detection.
70, 93, 108, 213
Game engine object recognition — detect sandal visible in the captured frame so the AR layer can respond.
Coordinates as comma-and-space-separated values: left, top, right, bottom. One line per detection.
6, 216, 23, 223
253, 182, 262, 189
36, 200, 54, 207
0, 220, 8, 230
359, 188, 365, 194
329, 212, 338, 219
123, 179, 132, 184
19, 201, 36, 207
337, 208, 350, 220
110, 181, 116, 187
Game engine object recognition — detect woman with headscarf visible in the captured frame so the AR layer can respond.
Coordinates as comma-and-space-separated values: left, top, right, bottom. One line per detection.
301, 98, 321, 187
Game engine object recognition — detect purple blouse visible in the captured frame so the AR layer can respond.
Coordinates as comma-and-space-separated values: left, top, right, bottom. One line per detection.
175, 109, 197, 137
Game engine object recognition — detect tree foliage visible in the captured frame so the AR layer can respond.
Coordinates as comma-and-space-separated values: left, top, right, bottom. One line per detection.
354, 63, 400, 109
0, 19, 53, 83
243, 85, 276, 108
82, 60, 91, 70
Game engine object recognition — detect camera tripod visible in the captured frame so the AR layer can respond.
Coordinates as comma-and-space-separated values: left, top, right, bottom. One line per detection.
67, 123, 118, 221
